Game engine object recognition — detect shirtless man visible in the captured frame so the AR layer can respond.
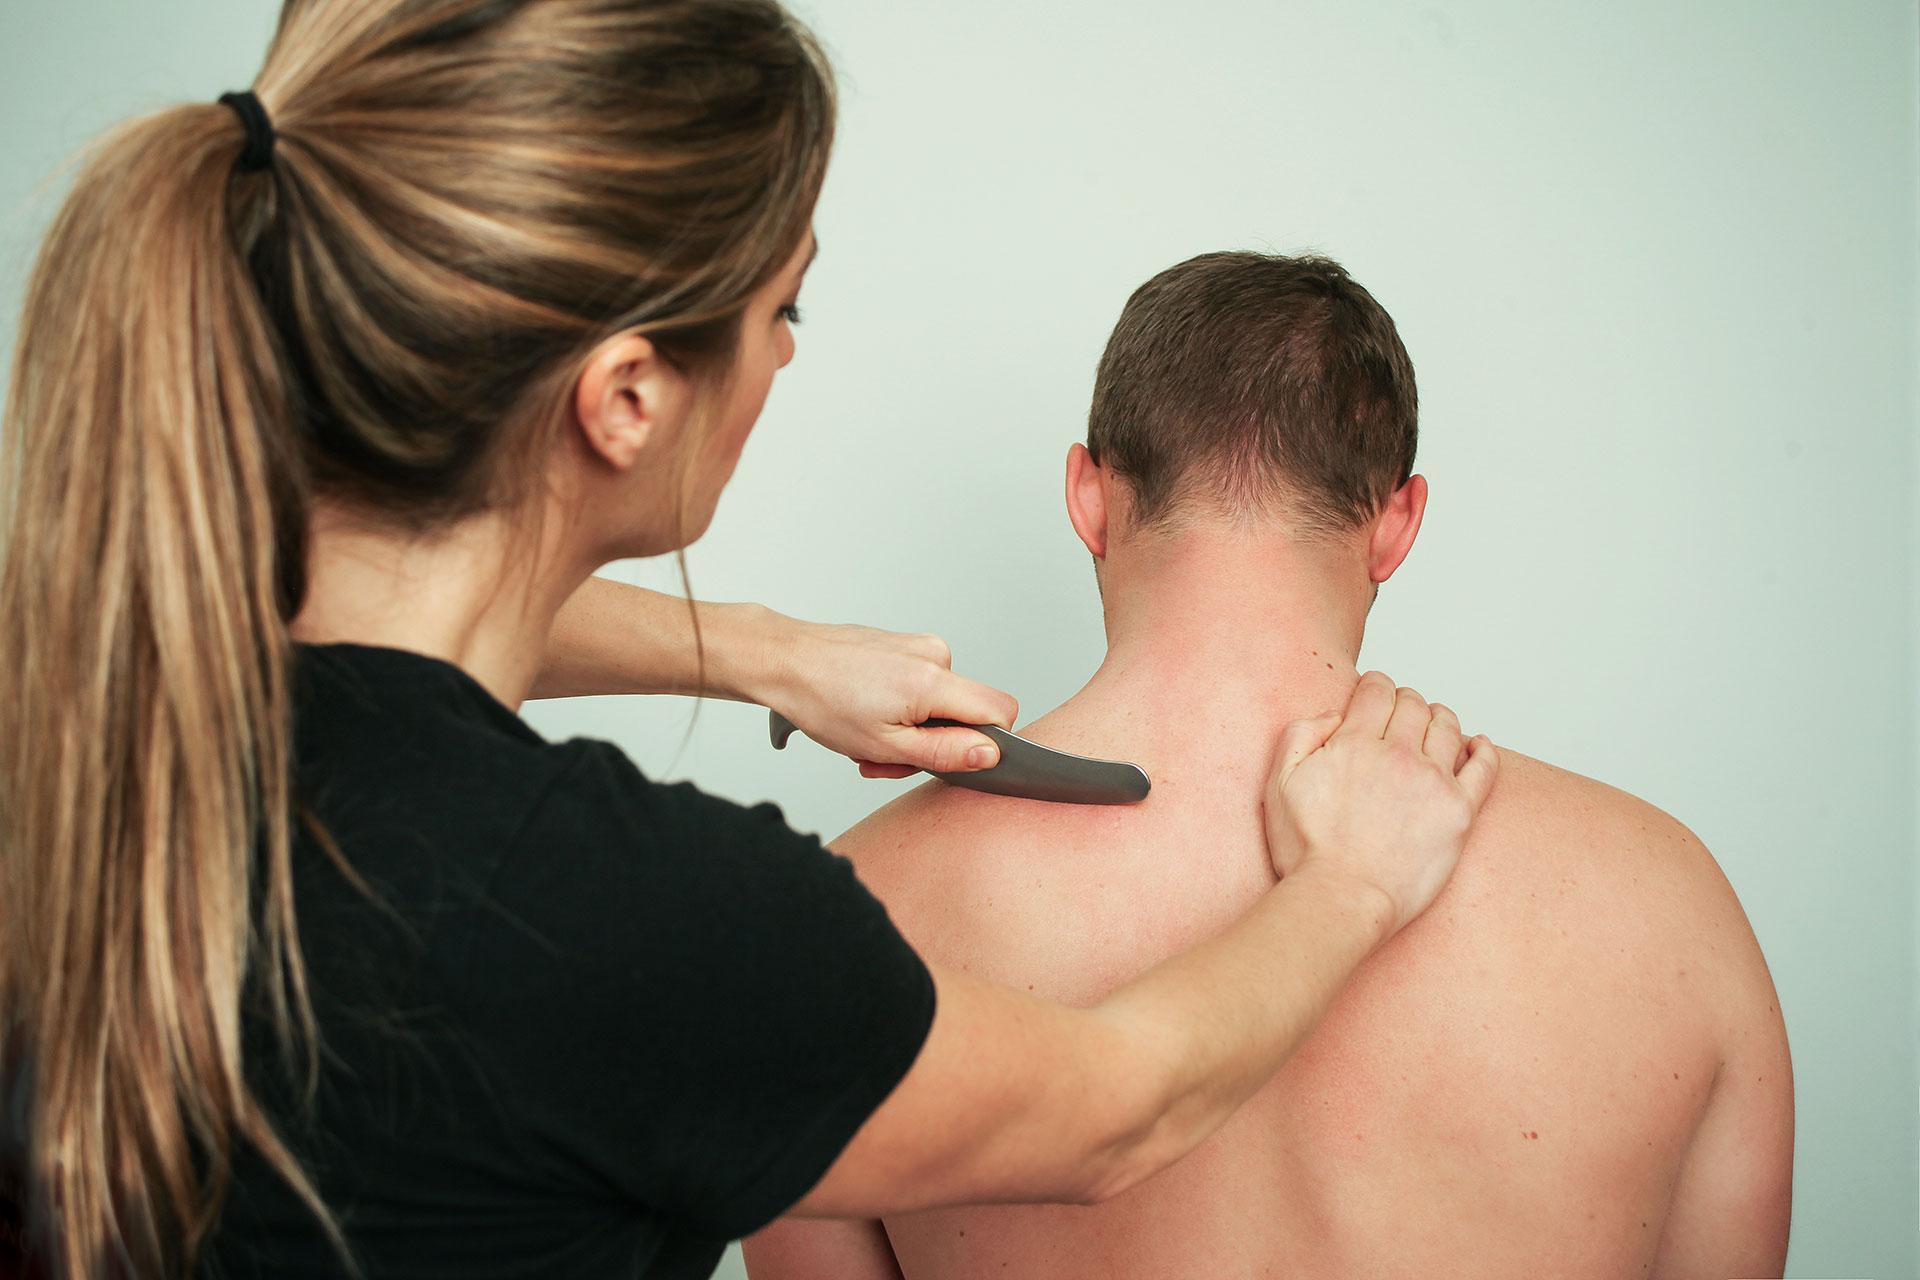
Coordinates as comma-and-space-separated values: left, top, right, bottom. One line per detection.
744, 252, 1793, 1280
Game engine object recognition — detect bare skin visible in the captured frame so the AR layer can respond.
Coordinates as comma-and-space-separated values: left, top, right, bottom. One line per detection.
745, 453, 1792, 1278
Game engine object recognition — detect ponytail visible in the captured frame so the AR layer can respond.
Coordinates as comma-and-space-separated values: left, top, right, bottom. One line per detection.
1, 1, 836, 1273
0, 98, 329, 1277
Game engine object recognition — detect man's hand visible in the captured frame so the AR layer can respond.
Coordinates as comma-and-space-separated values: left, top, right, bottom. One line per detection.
1264, 670, 1499, 937
759, 616, 1019, 778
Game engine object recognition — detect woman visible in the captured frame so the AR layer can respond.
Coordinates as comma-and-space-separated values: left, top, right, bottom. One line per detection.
0, 1, 1496, 1277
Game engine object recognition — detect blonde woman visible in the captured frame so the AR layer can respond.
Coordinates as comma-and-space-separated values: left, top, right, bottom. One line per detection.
0, 2, 1496, 1277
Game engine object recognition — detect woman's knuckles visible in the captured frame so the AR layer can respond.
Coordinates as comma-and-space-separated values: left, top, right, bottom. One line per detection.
911, 632, 952, 665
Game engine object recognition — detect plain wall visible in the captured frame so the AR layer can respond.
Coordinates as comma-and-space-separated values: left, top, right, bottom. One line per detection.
1, 2, 1914, 1277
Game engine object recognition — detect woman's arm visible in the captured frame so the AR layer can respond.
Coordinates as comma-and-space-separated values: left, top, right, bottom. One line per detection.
529, 575, 778, 702
743, 870, 1384, 1275
531, 576, 1019, 775
743, 1219, 900, 1280
790, 674, 1497, 1217
793, 872, 1389, 1216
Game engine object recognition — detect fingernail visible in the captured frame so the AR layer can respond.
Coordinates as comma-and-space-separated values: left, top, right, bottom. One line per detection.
967, 745, 996, 769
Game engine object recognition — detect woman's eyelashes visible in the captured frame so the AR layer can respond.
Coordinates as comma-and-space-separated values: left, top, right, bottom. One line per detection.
778, 303, 803, 325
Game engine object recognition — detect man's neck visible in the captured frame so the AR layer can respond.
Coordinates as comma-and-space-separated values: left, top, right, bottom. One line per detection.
1049, 526, 1373, 754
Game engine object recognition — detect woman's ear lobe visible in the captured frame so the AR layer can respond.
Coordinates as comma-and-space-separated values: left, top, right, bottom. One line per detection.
1065, 443, 1109, 559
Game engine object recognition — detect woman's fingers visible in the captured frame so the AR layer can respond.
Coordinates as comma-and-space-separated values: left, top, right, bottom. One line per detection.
857, 721, 999, 778
773, 618, 1017, 775
1423, 702, 1464, 769
925, 669, 1020, 734
1275, 712, 1343, 790
1455, 734, 1500, 805
1330, 670, 1398, 741
1384, 684, 1430, 747
890, 724, 1002, 774
884, 666, 1018, 774
887, 665, 1018, 774
1262, 672, 1502, 939
856, 760, 920, 780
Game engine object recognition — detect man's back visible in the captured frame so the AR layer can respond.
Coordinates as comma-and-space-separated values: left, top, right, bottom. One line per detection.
830, 688, 1792, 1279
745, 248, 1792, 1278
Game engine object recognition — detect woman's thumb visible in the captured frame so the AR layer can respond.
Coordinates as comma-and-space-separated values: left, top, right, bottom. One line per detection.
1275, 712, 1341, 787
903, 724, 1001, 774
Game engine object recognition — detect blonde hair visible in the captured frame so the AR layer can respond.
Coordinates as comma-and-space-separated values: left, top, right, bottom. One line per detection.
0, 1, 834, 1274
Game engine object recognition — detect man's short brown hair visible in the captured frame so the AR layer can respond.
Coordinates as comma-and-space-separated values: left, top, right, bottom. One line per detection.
1086, 252, 1417, 537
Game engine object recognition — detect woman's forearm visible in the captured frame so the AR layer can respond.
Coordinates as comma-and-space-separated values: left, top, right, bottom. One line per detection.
1080, 866, 1394, 1200
530, 576, 1020, 778
942, 870, 1396, 1209
792, 869, 1393, 1217
531, 575, 778, 702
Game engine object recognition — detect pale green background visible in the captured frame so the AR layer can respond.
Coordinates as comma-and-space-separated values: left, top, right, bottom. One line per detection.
2, 2, 1914, 1277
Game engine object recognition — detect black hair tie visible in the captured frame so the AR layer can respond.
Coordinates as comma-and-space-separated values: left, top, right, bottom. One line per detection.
217, 90, 277, 173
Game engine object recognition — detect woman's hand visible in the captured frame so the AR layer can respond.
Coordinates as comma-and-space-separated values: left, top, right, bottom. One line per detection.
1265, 670, 1499, 937
758, 616, 1019, 778
533, 581, 1015, 775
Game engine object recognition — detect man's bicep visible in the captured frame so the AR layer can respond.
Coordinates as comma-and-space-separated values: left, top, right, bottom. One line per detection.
742, 1217, 902, 1280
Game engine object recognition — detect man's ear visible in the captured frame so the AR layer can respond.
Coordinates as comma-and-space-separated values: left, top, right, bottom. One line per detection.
571, 333, 687, 470
1065, 443, 1110, 558
1366, 473, 1428, 583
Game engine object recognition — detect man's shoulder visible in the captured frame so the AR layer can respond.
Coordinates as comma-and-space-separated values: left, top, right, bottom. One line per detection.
829, 775, 1149, 990
1481, 749, 1726, 891
1476, 749, 1774, 1012
841, 739, 1781, 1064
840, 746, 1736, 923
1487, 750, 1790, 1190
830, 779, 1040, 914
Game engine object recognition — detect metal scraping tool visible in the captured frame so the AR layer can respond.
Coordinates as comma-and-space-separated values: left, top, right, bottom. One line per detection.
767, 710, 1150, 806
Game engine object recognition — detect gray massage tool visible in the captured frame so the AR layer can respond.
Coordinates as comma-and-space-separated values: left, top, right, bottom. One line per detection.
768, 711, 1150, 806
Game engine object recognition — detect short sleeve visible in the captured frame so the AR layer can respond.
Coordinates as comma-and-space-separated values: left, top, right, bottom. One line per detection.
445, 739, 935, 1242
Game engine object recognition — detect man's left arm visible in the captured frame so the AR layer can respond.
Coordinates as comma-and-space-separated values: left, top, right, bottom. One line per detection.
1647, 837, 1794, 1279
742, 1216, 902, 1280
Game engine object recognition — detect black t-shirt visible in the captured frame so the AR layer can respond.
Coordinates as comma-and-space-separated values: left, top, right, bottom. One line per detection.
201, 643, 935, 1280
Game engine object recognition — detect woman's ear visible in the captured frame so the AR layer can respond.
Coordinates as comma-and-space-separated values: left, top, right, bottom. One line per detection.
571, 333, 688, 470
1366, 473, 1429, 583
1065, 443, 1110, 559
